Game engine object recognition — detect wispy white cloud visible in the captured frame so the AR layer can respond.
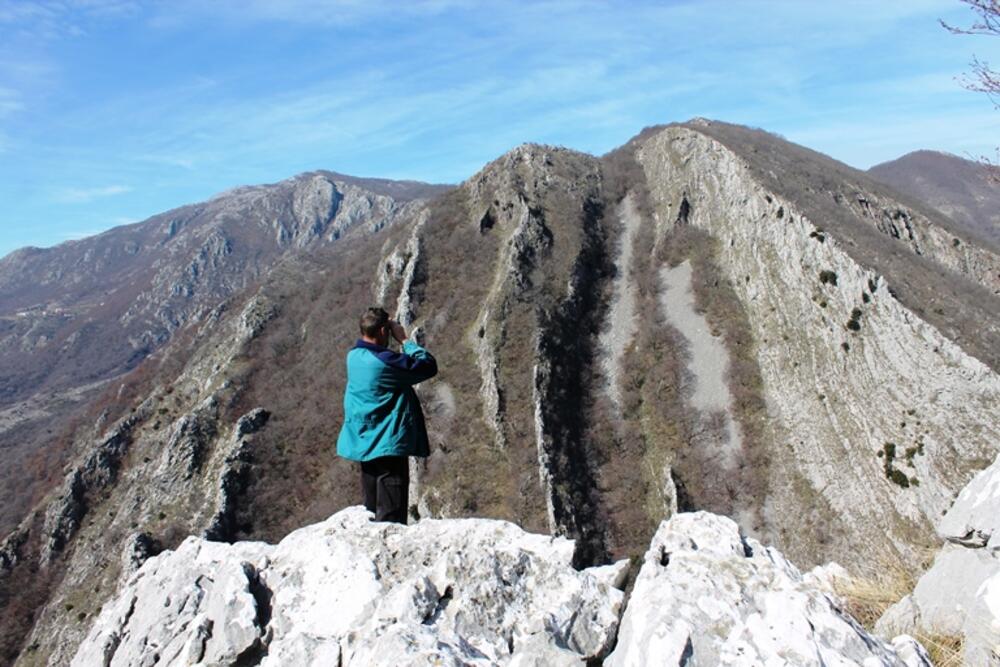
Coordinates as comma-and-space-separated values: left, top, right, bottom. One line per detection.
0, 1, 56, 25
67, 0, 141, 18
133, 152, 197, 170
54, 184, 132, 203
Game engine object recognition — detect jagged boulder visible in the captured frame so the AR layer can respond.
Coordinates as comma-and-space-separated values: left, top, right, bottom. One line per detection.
606, 512, 929, 667
878, 453, 1000, 666
71, 507, 625, 666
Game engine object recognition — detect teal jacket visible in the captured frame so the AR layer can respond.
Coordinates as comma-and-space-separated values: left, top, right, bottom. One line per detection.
336, 339, 437, 461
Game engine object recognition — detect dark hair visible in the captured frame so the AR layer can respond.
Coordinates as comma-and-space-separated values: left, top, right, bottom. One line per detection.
359, 307, 390, 338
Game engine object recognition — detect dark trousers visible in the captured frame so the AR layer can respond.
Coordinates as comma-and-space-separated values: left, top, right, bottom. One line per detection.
361, 456, 409, 524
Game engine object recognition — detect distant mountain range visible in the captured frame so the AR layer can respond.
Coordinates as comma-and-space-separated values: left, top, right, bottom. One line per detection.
0, 172, 450, 542
0, 120, 998, 665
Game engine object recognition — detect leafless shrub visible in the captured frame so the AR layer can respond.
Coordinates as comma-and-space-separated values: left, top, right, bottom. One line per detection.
942, 0, 1000, 178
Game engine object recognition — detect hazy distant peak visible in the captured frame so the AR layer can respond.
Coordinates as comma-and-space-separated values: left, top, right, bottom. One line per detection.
868, 149, 1000, 247
874, 149, 985, 169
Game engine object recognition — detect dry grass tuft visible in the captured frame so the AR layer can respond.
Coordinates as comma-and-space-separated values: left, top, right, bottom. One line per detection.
834, 557, 916, 630
914, 633, 964, 667
833, 546, 963, 666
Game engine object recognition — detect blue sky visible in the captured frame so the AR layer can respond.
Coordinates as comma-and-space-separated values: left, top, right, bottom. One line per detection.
0, 0, 997, 258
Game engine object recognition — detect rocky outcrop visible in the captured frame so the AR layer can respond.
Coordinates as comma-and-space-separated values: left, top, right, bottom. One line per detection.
937, 450, 1000, 550
607, 511, 929, 666
0, 524, 29, 574
72, 507, 624, 666
877, 451, 1000, 666
159, 397, 218, 478
238, 294, 279, 344
41, 401, 154, 561
72, 508, 931, 667
203, 408, 271, 542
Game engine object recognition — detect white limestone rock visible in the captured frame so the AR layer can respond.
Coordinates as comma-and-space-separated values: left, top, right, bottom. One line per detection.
878, 451, 1000, 666
71, 538, 271, 667
606, 511, 930, 667
878, 545, 1000, 666
937, 452, 1000, 549
291, 174, 339, 243
803, 561, 852, 594
71, 506, 623, 666
345, 623, 495, 666
584, 558, 631, 591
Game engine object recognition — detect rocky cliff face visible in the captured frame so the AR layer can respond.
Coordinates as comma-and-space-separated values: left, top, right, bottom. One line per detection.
635, 122, 1000, 566
2, 120, 998, 665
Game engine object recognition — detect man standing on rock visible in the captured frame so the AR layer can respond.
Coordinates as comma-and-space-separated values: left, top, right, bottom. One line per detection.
337, 307, 437, 524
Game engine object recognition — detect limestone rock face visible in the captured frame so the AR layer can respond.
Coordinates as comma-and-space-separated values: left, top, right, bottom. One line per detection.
71, 507, 625, 666
606, 512, 929, 667
878, 452, 1000, 666
71, 539, 271, 667
636, 124, 1000, 567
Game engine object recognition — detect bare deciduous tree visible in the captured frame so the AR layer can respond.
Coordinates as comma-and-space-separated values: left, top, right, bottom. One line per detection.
941, 0, 999, 175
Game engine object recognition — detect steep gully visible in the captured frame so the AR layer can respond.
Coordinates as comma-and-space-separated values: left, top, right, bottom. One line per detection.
379, 150, 746, 567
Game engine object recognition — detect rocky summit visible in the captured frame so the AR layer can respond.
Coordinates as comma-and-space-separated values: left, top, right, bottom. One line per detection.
1, 119, 999, 665
71, 507, 621, 666
71, 507, 928, 667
